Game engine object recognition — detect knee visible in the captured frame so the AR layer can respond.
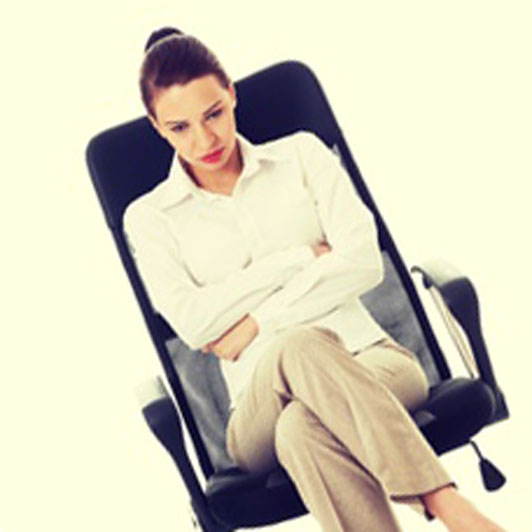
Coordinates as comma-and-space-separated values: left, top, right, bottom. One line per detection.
225, 418, 239, 464
407, 363, 431, 411
268, 325, 325, 366
389, 362, 431, 412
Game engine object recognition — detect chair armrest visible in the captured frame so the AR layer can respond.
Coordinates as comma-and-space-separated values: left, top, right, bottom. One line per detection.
135, 377, 226, 531
410, 259, 508, 421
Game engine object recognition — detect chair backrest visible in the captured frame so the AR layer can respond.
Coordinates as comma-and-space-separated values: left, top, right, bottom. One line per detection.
85, 60, 451, 478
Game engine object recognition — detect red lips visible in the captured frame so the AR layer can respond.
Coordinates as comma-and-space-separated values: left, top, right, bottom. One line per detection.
201, 147, 224, 163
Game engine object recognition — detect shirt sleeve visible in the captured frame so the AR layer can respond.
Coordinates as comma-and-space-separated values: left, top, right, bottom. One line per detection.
123, 202, 315, 350
249, 131, 384, 336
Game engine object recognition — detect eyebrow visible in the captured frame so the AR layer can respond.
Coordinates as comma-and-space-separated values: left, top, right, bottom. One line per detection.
164, 100, 223, 126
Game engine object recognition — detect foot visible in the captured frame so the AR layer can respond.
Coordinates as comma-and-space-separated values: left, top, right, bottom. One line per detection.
422, 485, 507, 532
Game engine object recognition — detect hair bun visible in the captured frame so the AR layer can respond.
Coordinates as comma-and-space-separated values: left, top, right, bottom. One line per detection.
144, 26, 184, 53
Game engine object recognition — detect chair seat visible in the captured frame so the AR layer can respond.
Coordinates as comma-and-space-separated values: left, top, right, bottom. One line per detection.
205, 376, 497, 528
414, 376, 497, 453
206, 466, 307, 528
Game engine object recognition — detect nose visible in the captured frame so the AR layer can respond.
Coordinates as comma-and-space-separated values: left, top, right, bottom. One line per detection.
194, 124, 216, 153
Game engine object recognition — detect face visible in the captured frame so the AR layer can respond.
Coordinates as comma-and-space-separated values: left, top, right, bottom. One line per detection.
148, 74, 240, 179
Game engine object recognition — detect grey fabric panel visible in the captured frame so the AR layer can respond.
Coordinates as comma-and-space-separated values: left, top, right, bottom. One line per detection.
165, 249, 440, 473
166, 336, 235, 472
361, 251, 440, 386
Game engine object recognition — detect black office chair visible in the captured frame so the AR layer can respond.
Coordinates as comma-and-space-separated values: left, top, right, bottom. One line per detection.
85, 60, 509, 531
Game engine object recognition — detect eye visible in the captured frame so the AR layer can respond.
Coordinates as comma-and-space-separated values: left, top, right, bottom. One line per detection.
170, 108, 222, 133
207, 108, 223, 120
171, 123, 188, 133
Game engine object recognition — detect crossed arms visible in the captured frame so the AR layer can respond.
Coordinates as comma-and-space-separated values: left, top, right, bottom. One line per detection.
199, 241, 333, 361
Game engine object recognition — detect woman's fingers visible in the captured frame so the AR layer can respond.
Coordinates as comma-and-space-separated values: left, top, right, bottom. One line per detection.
311, 241, 331, 257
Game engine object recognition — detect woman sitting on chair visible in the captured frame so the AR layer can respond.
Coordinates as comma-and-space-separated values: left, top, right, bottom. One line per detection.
124, 26, 506, 532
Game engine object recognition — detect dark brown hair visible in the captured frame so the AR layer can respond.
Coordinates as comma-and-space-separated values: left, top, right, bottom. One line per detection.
140, 27, 232, 120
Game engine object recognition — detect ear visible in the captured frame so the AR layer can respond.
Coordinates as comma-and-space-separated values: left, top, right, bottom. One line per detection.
228, 83, 237, 109
147, 113, 158, 130
148, 113, 166, 139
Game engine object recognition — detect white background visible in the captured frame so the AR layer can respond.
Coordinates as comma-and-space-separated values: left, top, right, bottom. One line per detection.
2, 1, 530, 531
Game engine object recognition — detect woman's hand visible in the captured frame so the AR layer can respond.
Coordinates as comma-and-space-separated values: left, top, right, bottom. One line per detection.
200, 314, 259, 361
311, 241, 332, 257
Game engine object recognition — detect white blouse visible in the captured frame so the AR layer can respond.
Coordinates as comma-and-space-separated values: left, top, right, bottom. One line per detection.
123, 130, 389, 408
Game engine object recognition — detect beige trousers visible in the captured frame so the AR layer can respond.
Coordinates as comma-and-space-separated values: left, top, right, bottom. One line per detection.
225, 325, 457, 532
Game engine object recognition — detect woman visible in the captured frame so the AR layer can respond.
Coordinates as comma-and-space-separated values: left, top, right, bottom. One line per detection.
124, 26, 506, 532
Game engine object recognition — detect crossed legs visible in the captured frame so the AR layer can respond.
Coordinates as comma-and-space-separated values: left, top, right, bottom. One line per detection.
226, 325, 457, 531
